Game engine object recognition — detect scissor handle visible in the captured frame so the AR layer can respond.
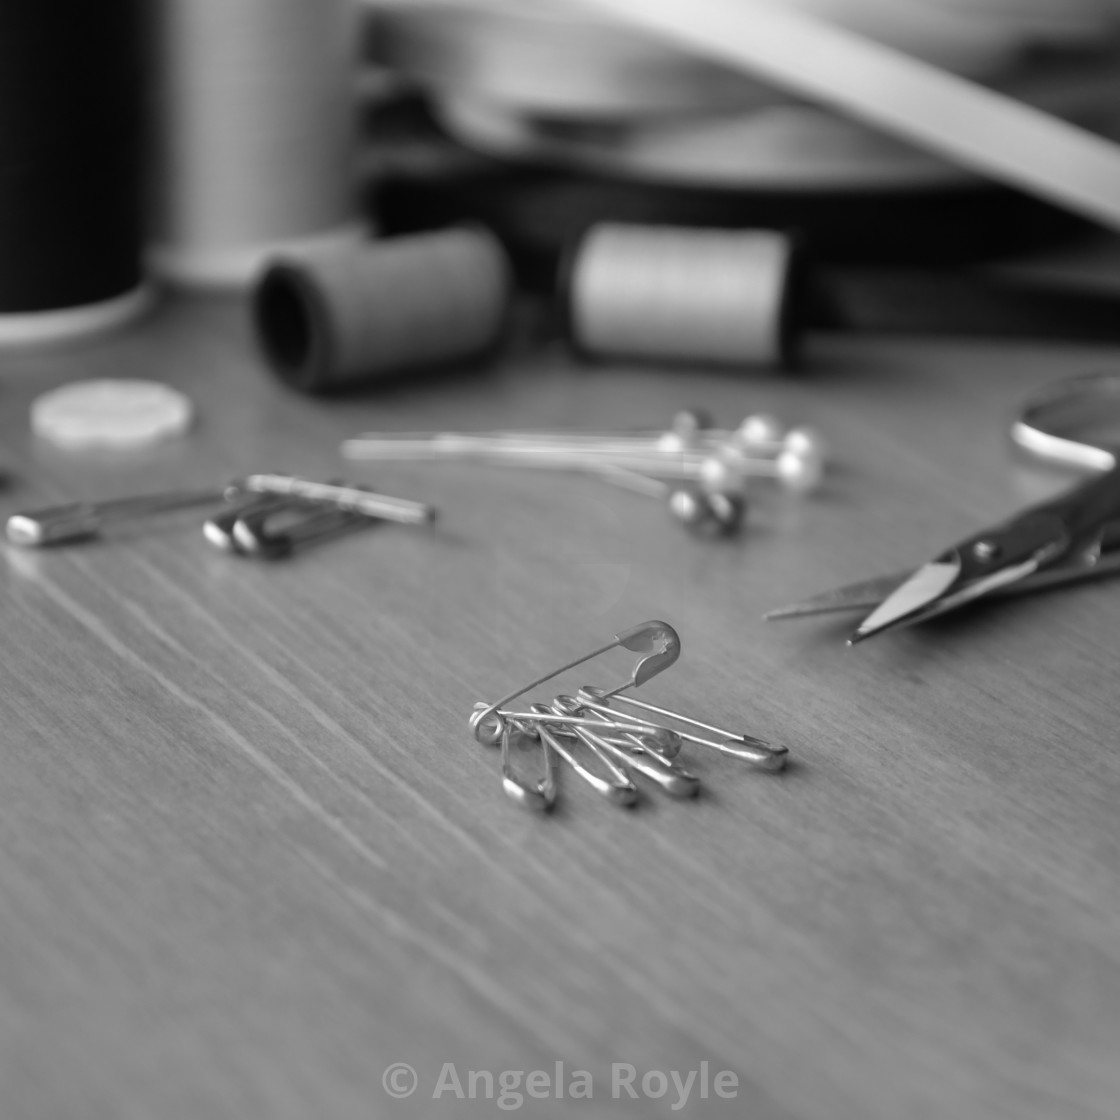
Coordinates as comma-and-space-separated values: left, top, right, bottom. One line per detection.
1011, 372, 1120, 473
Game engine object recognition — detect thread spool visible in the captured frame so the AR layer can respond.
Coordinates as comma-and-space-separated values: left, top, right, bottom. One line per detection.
0, 1, 149, 346
149, 0, 364, 287
253, 227, 513, 393
563, 224, 801, 369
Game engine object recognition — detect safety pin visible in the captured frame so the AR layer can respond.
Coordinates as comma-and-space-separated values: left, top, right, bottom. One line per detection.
204, 492, 293, 554
232, 506, 372, 559
234, 479, 436, 557
577, 686, 788, 771
470, 620, 681, 744
547, 698, 681, 760
487, 699, 683, 759
7, 484, 240, 547
204, 477, 436, 558
499, 720, 557, 813
528, 703, 638, 807
471, 702, 679, 754
553, 695, 700, 799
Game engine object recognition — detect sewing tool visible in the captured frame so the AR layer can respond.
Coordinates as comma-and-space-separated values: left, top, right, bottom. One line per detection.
593, 464, 747, 536
576, 686, 786, 768
552, 695, 701, 798
230, 503, 373, 559
203, 493, 292, 554
472, 621, 788, 812
342, 409, 827, 534
0, 1, 147, 346
7, 487, 234, 548
229, 480, 435, 556
7, 474, 436, 555
149, 0, 363, 287
499, 715, 558, 813
563, 223, 800, 370
525, 705, 637, 808
252, 227, 512, 393
767, 371, 1120, 640
30, 381, 195, 450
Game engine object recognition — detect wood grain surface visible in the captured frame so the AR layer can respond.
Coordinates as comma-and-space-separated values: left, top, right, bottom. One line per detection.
1, 293, 1118, 1120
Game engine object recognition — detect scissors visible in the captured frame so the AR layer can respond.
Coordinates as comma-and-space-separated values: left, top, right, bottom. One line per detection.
766, 371, 1120, 642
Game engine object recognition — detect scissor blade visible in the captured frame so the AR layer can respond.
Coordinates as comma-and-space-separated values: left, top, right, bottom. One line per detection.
763, 574, 909, 619
848, 558, 962, 643
849, 551, 1045, 643
766, 522, 1120, 622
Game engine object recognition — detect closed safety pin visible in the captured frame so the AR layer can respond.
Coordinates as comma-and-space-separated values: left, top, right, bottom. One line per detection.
553, 695, 700, 798
8, 485, 238, 547
500, 719, 557, 813
577, 686, 788, 771
204, 492, 292, 553
528, 703, 638, 807
204, 478, 437, 558
470, 620, 681, 744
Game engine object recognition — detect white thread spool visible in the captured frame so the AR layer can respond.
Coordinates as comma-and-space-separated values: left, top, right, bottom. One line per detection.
149, 0, 364, 287
565, 224, 800, 369
252, 227, 513, 393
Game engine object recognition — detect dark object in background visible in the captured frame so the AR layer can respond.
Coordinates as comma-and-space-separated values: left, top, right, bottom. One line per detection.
364, 97, 1092, 289
252, 227, 513, 394
365, 96, 1120, 345
0, 2, 145, 334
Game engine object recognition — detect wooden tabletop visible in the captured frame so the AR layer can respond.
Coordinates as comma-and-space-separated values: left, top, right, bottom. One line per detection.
1, 292, 1118, 1120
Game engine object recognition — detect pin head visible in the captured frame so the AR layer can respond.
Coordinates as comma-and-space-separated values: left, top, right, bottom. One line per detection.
668, 488, 746, 535
733, 412, 786, 449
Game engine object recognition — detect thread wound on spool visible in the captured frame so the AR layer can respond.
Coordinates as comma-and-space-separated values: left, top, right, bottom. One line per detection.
150, 0, 363, 287
562, 223, 801, 370
252, 227, 513, 393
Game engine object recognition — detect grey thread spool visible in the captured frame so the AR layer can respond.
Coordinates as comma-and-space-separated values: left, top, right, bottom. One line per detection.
253, 227, 513, 393
564, 224, 800, 369
149, 0, 363, 287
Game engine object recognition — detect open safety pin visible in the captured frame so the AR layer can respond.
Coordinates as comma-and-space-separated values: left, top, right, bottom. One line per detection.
470, 620, 681, 744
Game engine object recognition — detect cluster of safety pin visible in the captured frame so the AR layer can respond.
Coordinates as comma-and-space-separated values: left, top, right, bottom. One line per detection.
5, 474, 435, 555
343, 409, 827, 535
470, 621, 787, 812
